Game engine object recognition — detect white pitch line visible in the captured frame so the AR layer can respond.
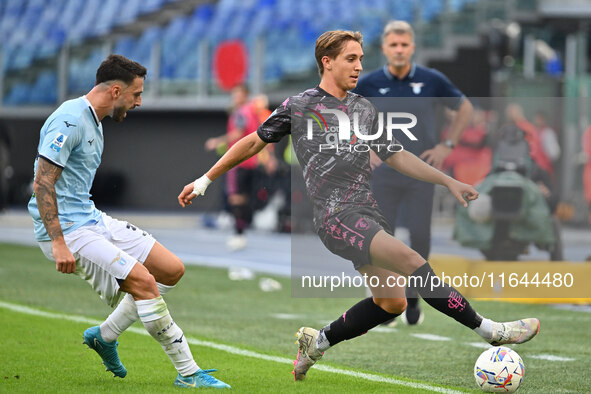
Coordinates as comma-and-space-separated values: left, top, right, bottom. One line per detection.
530, 355, 575, 362
0, 300, 463, 394
411, 333, 452, 342
466, 343, 575, 362
271, 313, 305, 320
466, 342, 493, 350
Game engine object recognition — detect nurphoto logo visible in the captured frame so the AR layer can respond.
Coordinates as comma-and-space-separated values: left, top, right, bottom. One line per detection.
304, 109, 418, 153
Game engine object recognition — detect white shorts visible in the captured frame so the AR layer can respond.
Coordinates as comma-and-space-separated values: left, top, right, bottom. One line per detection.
39, 212, 156, 307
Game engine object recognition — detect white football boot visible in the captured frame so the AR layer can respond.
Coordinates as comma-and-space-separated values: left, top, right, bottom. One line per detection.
489, 318, 540, 346
293, 327, 323, 381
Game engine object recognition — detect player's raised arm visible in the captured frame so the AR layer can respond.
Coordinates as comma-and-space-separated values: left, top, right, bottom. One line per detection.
178, 132, 268, 207
384, 149, 478, 207
33, 156, 76, 273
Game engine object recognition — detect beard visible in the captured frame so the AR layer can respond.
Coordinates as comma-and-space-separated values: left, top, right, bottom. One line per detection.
391, 57, 409, 67
113, 105, 126, 122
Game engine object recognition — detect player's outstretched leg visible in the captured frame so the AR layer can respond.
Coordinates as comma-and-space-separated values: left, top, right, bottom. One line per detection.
83, 326, 127, 378
293, 327, 324, 381
406, 263, 541, 345
175, 369, 231, 389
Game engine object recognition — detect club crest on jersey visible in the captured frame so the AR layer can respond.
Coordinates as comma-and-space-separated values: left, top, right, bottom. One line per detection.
50, 133, 67, 152
410, 82, 424, 95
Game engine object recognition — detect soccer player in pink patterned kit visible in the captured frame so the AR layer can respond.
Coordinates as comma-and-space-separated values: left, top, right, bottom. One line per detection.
178, 31, 540, 381
28, 54, 229, 389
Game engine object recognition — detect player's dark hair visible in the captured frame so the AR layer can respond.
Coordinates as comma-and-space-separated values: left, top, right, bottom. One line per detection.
315, 30, 363, 76
95, 54, 147, 86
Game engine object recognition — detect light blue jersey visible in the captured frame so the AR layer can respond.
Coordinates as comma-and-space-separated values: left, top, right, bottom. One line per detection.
28, 96, 104, 241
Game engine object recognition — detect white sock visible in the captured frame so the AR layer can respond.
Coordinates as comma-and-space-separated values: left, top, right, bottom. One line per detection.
99, 283, 176, 343
316, 330, 331, 352
100, 293, 137, 343
136, 296, 198, 376
473, 317, 494, 340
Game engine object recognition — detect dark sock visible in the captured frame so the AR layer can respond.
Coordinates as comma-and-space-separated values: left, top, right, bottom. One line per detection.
403, 286, 421, 324
231, 204, 252, 234
410, 262, 482, 329
405, 286, 419, 308
322, 297, 400, 347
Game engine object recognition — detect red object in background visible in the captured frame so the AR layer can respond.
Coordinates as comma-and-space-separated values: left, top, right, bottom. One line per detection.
441, 125, 492, 185
213, 40, 248, 91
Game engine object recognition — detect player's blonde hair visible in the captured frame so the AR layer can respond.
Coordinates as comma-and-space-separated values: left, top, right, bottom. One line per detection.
315, 30, 363, 76
382, 20, 415, 43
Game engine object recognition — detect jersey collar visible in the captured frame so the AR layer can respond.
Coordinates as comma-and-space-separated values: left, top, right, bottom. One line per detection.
382, 62, 417, 81
82, 95, 100, 127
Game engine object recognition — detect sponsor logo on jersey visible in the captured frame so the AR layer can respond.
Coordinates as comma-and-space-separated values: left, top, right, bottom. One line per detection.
50, 133, 67, 152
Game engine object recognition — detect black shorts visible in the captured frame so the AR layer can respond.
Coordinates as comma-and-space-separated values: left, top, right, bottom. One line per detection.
317, 207, 392, 270
226, 167, 255, 196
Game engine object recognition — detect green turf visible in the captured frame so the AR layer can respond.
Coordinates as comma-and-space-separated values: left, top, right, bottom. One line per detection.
1, 309, 442, 393
1, 243, 589, 393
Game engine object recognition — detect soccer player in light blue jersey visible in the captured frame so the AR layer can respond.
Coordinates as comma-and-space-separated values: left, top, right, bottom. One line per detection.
28, 54, 229, 389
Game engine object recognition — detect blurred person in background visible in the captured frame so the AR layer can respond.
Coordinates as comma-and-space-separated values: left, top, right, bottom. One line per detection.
178, 30, 539, 383
505, 103, 552, 178
353, 20, 473, 325
504, 103, 557, 209
583, 125, 591, 226
28, 54, 229, 389
533, 110, 561, 179
0, 124, 11, 212
205, 84, 261, 250
441, 108, 492, 185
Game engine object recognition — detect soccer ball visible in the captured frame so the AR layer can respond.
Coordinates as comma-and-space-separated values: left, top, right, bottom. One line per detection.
474, 346, 525, 392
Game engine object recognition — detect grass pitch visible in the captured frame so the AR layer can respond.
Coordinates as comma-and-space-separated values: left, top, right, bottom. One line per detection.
1, 243, 589, 393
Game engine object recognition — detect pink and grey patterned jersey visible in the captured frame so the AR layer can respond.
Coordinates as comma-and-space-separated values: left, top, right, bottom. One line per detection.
256, 86, 401, 230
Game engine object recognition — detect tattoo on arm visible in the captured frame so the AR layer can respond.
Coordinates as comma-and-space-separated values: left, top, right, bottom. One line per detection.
34, 157, 64, 241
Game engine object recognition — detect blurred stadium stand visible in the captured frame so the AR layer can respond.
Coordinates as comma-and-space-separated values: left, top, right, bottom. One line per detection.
1, 0, 588, 107
0, 0, 590, 219
3, 0, 574, 108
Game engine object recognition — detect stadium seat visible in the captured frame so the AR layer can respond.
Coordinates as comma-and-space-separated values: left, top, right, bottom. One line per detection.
92, 0, 120, 37
1, 0, 472, 103
29, 71, 58, 104
116, 0, 142, 26
140, 0, 167, 15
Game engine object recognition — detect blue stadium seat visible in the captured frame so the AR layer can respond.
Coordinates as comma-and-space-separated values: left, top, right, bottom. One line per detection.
421, 0, 444, 21
92, 0, 120, 37
68, 48, 103, 95
68, 0, 102, 44
29, 71, 58, 104
1, 0, 467, 103
140, 0, 167, 14
34, 0, 67, 59
159, 16, 191, 79
116, 0, 142, 26
113, 36, 137, 59
390, 0, 416, 22
4, 82, 31, 106
161, 4, 213, 80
